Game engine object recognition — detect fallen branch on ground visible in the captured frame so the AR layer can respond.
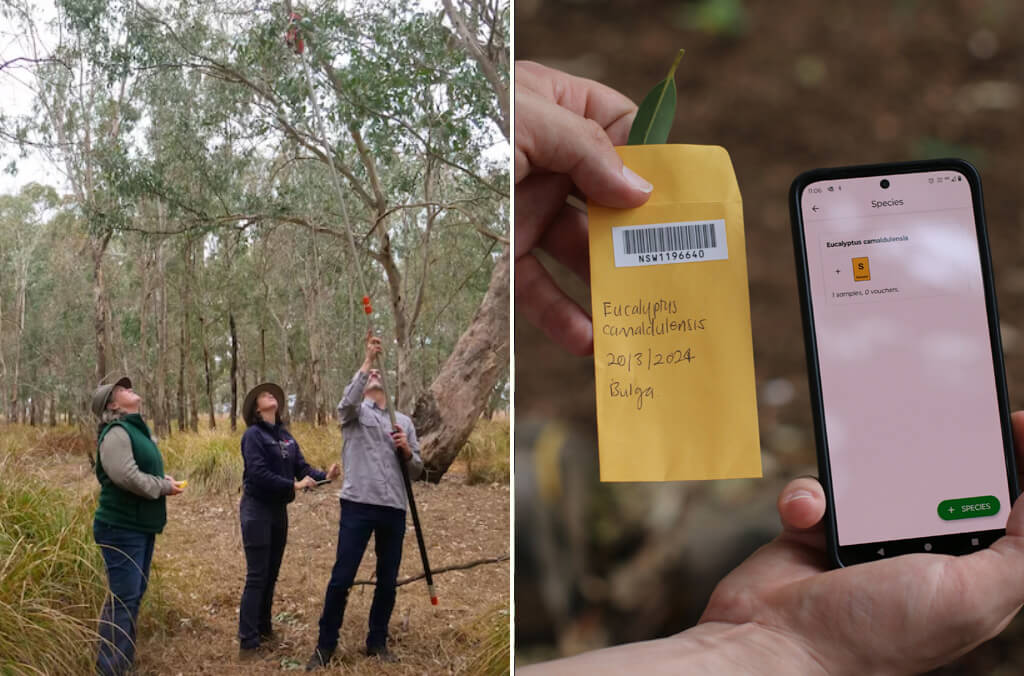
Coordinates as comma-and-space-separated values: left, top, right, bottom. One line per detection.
353, 554, 510, 588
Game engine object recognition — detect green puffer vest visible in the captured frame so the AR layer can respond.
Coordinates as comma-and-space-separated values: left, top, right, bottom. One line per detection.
95, 414, 167, 534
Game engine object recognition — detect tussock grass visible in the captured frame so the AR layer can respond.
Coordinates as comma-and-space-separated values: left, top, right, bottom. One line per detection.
461, 419, 510, 485
0, 430, 184, 673
161, 432, 244, 493
0, 423, 93, 463
0, 457, 108, 673
456, 603, 511, 675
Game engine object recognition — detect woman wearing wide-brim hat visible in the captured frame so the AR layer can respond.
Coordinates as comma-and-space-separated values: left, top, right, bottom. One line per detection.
90, 376, 186, 676
237, 382, 339, 660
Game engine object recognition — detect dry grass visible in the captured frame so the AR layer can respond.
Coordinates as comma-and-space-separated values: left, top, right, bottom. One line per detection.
460, 420, 510, 486
0, 422, 510, 674
460, 603, 511, 675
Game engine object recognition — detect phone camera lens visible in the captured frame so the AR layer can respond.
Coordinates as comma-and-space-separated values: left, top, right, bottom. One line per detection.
880, 179, 891, 189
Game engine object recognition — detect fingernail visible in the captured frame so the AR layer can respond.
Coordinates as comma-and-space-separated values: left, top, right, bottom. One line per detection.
622, 166, 653, 193
783, 489, 814, 503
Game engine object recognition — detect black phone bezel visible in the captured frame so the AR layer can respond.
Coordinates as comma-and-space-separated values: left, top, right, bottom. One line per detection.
788, 158, 1019, 568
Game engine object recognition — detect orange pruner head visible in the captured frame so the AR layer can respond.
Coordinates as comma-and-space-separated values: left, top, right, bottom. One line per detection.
285, 12, 305, 55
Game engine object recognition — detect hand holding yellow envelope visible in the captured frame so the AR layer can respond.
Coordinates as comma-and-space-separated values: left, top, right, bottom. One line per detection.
588, 144, 761, 482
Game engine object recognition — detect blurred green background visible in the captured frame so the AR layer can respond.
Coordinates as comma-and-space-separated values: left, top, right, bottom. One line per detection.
515, 0, 1024, 673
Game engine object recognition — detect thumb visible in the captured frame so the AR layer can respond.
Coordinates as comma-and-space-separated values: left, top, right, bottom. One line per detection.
948, 493, 1024, 625
516, 89, 652, 208
1000, 491, 1024, 539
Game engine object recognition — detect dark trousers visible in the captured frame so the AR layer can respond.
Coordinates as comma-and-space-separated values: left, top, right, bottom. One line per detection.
238, 495, 288, 649
316, 499, 406, 653
94, 519, 155, 676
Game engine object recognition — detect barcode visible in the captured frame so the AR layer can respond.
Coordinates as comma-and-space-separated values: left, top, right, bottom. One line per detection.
612, 219, 728, 268
622, 223, 717, 255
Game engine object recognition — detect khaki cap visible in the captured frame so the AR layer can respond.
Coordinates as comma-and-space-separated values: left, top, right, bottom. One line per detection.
91, 376, 132, 419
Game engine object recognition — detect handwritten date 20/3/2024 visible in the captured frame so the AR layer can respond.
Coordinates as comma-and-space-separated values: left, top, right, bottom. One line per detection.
607, 348, 695, 411
606, 347, 694, 372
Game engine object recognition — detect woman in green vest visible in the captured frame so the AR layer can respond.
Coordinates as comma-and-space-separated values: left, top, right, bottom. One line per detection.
91, 376, 186, 676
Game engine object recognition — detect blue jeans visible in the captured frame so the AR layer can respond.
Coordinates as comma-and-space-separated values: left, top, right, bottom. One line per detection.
94, 520, 155, 676
238, 496, 288, 649
316, 499, 406, 653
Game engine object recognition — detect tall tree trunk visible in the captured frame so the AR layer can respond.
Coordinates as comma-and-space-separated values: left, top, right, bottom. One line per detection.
177, 321, 186, 432
288, 345, 310, 421
139, 229, 152, 413
9, 266, 26, 422
230, 312, 239, 431
92, 233, 112, 384
413, 246, 509, 482
185, 241, 199, 433
200, 315, 215, 430
260, 326, 266, 382
154, 238, 170, 437
302, 263, 326, 426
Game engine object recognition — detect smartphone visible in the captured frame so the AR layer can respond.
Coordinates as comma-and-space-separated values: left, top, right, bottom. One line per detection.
789, 159, 1018, 567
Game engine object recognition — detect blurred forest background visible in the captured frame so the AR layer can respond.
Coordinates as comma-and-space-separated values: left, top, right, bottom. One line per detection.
515, 0, 1024, 673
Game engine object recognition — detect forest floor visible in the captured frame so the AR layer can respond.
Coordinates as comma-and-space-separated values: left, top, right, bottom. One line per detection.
14, 425, 509, 675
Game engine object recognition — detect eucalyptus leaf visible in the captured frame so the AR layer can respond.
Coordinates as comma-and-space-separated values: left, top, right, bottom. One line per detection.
627, 49, 685, 145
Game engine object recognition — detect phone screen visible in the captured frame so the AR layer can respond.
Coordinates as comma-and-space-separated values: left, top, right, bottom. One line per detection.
799, 170, 1011, 548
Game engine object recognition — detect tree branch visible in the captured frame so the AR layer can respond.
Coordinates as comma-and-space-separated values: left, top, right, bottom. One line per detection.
315, 54, 507, 198
442, 0, 509, 140
352, 554, 509, 587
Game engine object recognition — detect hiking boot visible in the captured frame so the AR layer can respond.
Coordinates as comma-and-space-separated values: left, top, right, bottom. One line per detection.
305, 647, 334, 671
367, 644, 398, 663
239, 646, 261, 662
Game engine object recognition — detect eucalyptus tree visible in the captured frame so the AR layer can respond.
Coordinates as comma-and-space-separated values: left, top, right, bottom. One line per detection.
0, 183, 57, 421
0, 0, 509, 482
134, 0, 510, 478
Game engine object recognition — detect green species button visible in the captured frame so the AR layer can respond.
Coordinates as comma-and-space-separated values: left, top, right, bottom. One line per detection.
937, 496, 1001, 521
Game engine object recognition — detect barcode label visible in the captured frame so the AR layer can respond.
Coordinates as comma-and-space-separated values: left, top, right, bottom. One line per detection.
612, 219, 728, 267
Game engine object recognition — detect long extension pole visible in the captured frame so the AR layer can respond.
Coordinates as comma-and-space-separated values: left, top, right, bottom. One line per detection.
293, 21, 437, 606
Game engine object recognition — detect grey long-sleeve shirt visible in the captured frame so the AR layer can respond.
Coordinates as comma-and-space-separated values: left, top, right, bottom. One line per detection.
337, 370, 423, 511
98, 426, 174, 499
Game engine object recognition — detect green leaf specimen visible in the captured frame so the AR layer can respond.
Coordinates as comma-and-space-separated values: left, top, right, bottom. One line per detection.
627, 49, 685, 145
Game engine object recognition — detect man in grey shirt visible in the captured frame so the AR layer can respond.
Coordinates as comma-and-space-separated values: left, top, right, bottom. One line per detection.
307, 334, 423, 669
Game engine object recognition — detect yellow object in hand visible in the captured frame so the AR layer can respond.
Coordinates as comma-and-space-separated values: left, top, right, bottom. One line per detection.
179, 480, 188, 488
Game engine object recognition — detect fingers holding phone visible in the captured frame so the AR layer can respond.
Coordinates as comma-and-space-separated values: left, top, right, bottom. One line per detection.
790, 160, 1017, 565
295, 475, 317, 491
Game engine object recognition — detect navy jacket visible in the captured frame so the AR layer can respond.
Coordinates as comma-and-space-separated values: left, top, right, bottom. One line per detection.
241, 420, 326, 504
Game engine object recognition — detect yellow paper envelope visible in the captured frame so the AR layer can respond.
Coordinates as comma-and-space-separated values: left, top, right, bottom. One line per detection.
587, 144, 761, 482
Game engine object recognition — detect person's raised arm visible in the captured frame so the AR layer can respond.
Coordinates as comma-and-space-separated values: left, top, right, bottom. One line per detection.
338, 333, 382, 425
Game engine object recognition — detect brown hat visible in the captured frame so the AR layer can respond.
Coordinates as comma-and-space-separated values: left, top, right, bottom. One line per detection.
243, 383, 286, 426
91, 376, 133, 419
